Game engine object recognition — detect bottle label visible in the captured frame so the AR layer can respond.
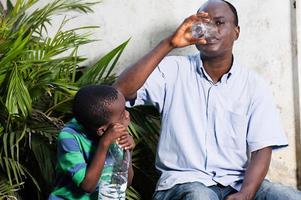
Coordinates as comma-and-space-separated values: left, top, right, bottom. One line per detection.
98, 143, 129, 199
100, 143, 124, 182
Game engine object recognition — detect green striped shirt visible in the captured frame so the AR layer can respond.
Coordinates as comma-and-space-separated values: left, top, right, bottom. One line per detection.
49, 118, 112, 200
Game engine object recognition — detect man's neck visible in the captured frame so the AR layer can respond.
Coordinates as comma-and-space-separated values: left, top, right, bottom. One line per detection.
201, 54, 233, 83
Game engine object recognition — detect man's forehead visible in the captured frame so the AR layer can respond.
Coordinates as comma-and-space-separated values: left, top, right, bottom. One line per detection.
198, 0, 229, 13
198, 0, 234, 20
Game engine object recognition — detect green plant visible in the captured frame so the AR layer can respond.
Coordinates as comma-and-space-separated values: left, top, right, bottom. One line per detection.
0, 0, 160, 199
128, 105, 161, 199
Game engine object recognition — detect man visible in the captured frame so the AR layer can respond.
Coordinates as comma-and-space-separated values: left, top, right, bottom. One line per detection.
114, 0, 301, 199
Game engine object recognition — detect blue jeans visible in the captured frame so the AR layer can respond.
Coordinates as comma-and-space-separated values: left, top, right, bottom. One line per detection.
153, 180, 301, 200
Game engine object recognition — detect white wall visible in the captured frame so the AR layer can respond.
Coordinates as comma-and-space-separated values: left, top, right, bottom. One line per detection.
41, 0, 299, 187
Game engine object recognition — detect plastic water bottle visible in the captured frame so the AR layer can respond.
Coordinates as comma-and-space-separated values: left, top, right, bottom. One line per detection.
191, 21, 217, 39
98, 143, 130, 199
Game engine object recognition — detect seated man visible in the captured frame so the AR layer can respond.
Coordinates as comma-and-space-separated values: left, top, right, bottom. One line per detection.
114, 0, 301, 199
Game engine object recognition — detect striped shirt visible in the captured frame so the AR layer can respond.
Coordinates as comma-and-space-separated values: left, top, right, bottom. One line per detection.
49, 118, 107, 200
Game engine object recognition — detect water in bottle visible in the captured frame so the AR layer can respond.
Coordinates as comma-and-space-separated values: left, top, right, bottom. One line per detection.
98, 143, 130, 199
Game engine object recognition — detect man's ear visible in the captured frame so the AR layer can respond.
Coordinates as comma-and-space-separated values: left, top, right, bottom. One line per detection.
234, 26, 240, 40
96, 125, 107, 136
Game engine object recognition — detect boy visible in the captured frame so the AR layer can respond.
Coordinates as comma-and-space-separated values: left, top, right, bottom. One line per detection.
49, 85, 134, 199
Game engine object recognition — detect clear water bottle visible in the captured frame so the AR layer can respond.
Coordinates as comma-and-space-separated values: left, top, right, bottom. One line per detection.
98, 143, 130, 200
191, 20, 217, 39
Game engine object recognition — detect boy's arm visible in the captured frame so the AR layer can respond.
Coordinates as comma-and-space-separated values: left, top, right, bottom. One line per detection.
127, 152, 134, 186
80, 123, 128, 193
226, 147, 272, 200
113, 13, 208, 100
80, 140, 110, 193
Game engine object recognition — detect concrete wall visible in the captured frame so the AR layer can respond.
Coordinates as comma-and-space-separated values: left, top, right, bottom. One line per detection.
40, 0, 299, 187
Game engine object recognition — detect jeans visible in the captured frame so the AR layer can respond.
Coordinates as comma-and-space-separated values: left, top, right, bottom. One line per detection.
153, 180, 301, 200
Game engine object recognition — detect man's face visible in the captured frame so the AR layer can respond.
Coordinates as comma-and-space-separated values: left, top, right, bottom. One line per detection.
196, 0, 239, 58
107, 92, 130, 128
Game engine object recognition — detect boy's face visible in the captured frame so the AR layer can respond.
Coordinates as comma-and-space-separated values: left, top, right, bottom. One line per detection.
106, 91, 130, 129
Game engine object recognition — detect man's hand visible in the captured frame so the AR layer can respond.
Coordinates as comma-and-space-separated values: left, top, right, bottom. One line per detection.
169, 12, 209, 48
226, 191, 252, 200
226, 147, 272, 200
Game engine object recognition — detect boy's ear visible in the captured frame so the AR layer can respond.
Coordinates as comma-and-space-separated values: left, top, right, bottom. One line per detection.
96, 125, 107, 136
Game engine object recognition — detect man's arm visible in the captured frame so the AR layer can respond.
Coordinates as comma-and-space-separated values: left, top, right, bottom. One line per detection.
113, 13, 208, 100
226, 147, 272, 200
113, 37, 173, 100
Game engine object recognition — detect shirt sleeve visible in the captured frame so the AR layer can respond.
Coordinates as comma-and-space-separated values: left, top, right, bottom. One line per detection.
247, 79, 288, 152
128, 57, 179, 113
57, 131, 87, 187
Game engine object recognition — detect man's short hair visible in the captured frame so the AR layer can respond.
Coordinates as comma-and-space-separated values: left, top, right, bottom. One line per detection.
222, 0, 239, 26
198, 0, 239, 27
72, 85, 119, 134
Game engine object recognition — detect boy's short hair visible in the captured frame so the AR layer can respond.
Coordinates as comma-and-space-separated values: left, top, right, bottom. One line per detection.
72, 85, 119, 134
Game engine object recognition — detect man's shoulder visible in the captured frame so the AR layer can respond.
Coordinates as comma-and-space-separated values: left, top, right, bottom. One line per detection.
236, 64, 272, 99
158, 54, 198, 73
235, 63, 267, 85
161, 54, 195, 65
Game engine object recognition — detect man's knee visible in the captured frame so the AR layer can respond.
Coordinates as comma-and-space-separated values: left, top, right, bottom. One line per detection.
256, 180, 301, 200
184, 188, 218, 200
153, 182, 219, 200
178, 182, 219, 200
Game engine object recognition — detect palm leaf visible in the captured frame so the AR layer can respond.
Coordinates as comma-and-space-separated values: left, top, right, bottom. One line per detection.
0, 28, 31, 72
128, 105, 160, 154
0, 0, 103, 198
0, 178, 23, 198
31, 133, 56, 190
77, 39, 130, 86
0, 156, 25, 186
5, 64, 32, 118
126, 186, 142, 200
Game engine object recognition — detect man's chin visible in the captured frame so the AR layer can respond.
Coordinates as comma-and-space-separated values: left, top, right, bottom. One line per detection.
196, 44, 220, 54
199, 50, 222, 59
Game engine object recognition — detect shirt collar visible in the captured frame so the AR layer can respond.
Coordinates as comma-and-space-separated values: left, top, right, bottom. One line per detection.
69, 118, 95, 139
195, 53, 239, 84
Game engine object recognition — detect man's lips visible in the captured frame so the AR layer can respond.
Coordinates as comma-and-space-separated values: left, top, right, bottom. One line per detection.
205, 37, 219, 44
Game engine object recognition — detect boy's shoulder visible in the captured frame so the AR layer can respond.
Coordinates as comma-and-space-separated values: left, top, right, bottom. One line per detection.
57, 119, 95, 153
58, 118, 87, 140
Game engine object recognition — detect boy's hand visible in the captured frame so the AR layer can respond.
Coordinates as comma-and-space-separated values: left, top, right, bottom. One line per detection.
117, 133, 135, 151
100, 123, 128, 148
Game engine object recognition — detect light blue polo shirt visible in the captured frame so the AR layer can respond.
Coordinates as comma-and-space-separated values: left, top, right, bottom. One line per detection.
130, 54, 288, 191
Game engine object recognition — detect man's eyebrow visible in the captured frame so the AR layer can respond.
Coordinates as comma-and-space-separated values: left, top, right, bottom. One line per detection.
213, 16, 226, 20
